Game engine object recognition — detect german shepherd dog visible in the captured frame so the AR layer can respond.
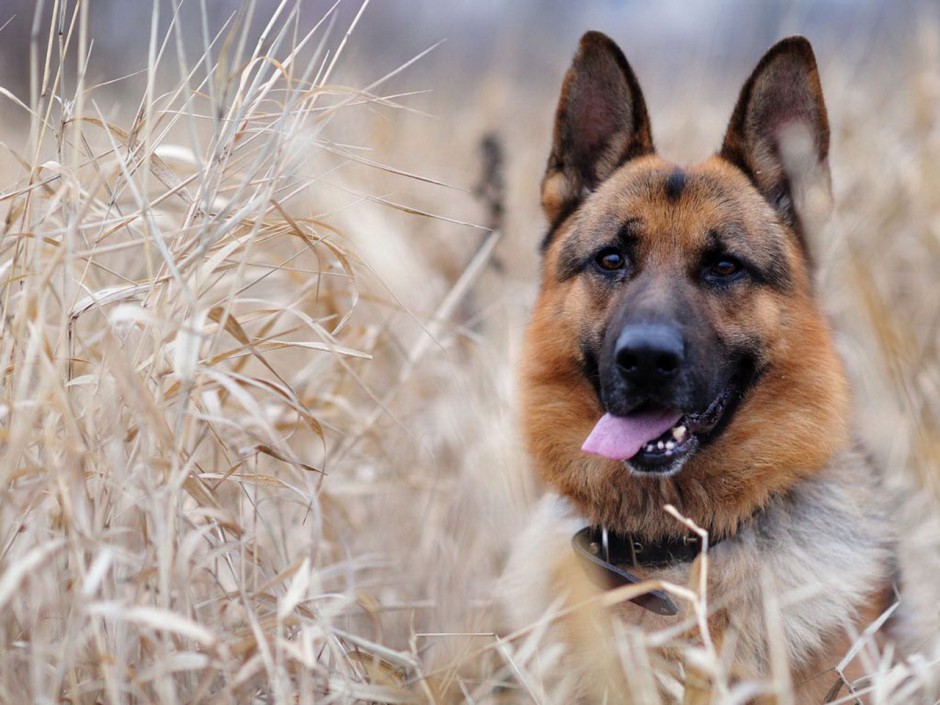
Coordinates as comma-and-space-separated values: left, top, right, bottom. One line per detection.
503, 33, 896, 702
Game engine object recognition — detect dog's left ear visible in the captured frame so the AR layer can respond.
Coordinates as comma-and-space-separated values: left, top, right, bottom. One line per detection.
542, 31, 654, 225
720, 37, 831, 239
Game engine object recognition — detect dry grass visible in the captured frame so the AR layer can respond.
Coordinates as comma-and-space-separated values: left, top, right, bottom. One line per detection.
0, 1, 938, 703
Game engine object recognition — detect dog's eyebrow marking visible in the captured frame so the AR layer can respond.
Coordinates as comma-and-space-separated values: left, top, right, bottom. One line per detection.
706, 228, 792, 291
664, 169, 686, 202
555, 218, 641, 282
615, 218, 642, 244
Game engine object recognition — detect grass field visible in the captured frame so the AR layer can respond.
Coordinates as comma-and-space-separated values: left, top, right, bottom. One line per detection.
0, 1, 938, 703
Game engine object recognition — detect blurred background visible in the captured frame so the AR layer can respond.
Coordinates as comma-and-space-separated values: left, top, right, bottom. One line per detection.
0, 1, 937, 702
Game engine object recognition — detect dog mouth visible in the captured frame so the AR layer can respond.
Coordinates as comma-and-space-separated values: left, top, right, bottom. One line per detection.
581, 388, 735, 474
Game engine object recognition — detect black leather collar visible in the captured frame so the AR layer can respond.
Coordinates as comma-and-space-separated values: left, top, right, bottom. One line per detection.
571, 526, 713, 616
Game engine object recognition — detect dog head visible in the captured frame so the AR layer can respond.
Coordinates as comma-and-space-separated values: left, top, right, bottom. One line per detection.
521, 32, 850, 537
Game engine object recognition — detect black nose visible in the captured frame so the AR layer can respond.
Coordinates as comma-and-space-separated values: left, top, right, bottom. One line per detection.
615, 324, 684, 384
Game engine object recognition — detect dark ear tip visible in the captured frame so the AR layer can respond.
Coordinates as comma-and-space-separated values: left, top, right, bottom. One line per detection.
577, 31, 618, 55
764, 35, 819, 68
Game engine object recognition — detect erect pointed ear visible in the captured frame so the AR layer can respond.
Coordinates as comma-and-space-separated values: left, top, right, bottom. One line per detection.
542, 31, 654, 224
720, 36, 831, 244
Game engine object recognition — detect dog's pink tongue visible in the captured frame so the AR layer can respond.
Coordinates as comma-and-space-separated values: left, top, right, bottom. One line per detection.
582, 411, 682, 461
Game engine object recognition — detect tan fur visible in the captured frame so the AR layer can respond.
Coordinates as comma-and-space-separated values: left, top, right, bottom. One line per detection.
504, 32, 896, 703
503, 456, 893, 702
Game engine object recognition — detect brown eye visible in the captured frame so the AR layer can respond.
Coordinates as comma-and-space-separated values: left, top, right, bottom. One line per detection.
710, 258, 741, 277
595, 248, 626, 272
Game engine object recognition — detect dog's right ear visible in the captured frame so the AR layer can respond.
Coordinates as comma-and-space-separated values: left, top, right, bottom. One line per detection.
542, 31, 654, 226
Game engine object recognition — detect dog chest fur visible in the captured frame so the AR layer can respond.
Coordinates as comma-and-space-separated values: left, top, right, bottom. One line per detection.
501, 445, 894, 696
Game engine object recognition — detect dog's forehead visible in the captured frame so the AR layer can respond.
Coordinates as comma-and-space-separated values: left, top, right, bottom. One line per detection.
546, 155, 798, 291
545, 154, 800, 293
577, 158, 763, 244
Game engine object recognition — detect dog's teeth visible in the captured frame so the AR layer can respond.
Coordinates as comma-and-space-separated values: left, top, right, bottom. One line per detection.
672, 425, 687, 442
665, 441, 675, 450
657, 441, 665, 450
